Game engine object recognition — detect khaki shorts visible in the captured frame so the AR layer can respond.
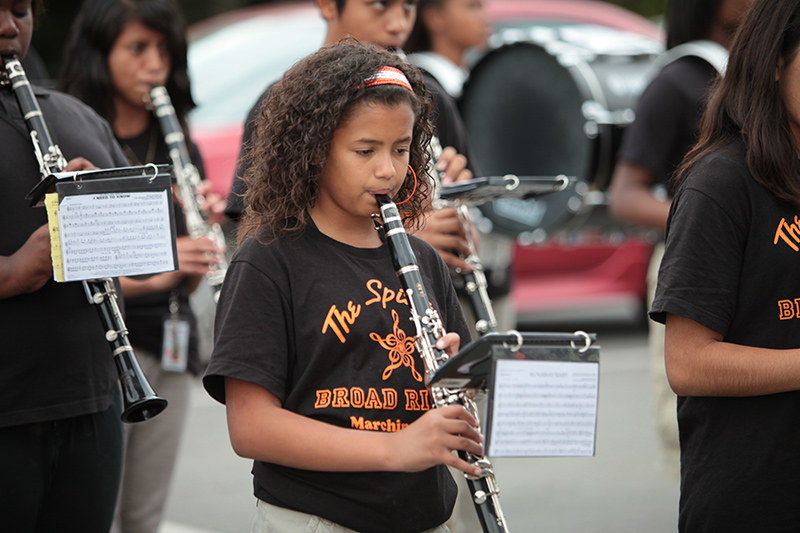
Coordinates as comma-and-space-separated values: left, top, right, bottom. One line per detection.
251, 499, 451, 533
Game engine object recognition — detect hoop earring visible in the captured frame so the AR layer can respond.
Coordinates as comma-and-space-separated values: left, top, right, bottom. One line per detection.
394, 165, 418, 206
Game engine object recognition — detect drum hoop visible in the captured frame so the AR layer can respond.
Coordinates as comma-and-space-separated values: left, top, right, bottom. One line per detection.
459, 29, 662, 236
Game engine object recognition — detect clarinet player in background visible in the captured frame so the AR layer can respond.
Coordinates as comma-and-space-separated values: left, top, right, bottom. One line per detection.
0, 0, 130, 530
58, 1, 225, 532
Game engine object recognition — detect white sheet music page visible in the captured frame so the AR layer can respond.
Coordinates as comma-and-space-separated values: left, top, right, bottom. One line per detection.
58, 190, 176, 281
488, 359, 599, 457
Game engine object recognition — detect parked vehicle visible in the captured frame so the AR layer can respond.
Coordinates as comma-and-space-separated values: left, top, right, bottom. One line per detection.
186, 0, 663, 326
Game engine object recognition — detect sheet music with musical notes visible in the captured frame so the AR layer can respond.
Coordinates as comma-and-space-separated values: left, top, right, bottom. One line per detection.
488, 358, 599, 457
48, 190, 176, 281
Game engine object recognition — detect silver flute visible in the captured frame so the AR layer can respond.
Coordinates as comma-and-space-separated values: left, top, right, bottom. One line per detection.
2, 56, 167, 423
148, 86, 228, 303
375, 194, 509, 533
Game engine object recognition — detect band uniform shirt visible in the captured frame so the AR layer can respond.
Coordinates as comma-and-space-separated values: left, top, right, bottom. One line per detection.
0, 85, 129, 427
204, 221, 470, 533
650, 139, 800, 531
617, 56, 718, 199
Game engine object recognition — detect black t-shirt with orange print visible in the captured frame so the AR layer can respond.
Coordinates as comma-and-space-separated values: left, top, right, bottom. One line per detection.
204, 221, 469, 533
651, 138, 800, 531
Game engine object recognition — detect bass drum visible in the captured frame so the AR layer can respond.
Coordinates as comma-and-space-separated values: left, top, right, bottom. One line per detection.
459, 25, 662, 239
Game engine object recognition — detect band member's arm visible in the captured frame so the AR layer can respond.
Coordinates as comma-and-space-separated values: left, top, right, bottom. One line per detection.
0, 158, 100, 299
224, 333, 484, 475
665, 313, 800, 396
0, 224, 52, 299
608, 161, 671, 231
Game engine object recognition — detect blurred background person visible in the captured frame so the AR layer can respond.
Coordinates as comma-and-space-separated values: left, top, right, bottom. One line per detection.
403, 0, 490, 98
58, 1, 224, 531
608, 0, 751, 479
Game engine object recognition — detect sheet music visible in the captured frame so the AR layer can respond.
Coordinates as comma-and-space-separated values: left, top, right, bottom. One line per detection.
488, 358, 599, 457
53, 190, 176, 281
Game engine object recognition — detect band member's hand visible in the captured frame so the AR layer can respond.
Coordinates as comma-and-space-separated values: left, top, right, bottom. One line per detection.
197, 180, 228, 226
435, 331, 462, 357
437, 146, 472, 184
64, 157, 98, 172
413, 207, 472, 271
393, 405, 484, 476
175, 235, 225, 276
0, 224, 52, 298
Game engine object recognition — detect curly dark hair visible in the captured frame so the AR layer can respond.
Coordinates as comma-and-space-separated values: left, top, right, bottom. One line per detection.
239, 40, 435, 243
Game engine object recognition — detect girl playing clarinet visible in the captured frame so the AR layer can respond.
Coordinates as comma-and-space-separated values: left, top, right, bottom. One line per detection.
203, 40, 481, 533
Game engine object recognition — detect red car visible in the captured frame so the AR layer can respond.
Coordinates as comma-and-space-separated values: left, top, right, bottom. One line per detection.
187, 0, 662, 326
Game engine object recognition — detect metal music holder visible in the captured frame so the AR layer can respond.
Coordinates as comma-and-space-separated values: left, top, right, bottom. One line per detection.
437, 174, 571, 204
25, 163, 171, 207
430, 331, 600, 458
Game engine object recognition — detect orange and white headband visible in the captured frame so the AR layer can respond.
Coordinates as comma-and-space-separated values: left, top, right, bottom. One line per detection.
357, 66, 414, 93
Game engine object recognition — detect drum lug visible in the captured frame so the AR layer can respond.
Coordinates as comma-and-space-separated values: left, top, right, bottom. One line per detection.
582, 100, 636, 130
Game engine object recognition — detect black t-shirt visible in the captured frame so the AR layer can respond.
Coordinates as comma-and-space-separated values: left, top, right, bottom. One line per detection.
0, 85, 128, 427
617, 56, 717, 197
650, 140, 800, 531
204, 222, 470, 532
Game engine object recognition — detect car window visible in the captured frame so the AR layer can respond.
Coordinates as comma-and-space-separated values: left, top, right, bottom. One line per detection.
188, 12, 325, 128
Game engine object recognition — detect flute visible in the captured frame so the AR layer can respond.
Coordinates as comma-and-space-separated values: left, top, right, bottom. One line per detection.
148, 86, 228, 303
375, 194, 509, 533
2, 55, 167, 423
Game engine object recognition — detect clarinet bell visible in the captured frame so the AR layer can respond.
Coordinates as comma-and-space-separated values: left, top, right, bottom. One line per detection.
114, 348, 168, 423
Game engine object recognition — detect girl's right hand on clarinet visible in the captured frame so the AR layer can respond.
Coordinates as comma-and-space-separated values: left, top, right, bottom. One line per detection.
392, 404, 484, 476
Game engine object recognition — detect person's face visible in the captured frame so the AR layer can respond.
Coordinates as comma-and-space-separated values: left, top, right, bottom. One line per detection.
780, 49, 800, 152
0, 0, 33, 61
323, 0, 417, 50
432, 0, 489, 51
313, 101, 415, 230
108, 20, 171, 110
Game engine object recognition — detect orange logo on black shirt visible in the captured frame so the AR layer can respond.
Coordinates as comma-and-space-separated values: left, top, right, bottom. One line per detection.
774, 217, 800, 251
370, 309, 423, 382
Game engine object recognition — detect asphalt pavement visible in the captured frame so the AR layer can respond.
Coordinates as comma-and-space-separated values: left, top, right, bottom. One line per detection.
159, 320, 680, 533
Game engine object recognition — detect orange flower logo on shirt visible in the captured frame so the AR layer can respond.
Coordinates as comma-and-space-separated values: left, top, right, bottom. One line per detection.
370, 309, 423, 382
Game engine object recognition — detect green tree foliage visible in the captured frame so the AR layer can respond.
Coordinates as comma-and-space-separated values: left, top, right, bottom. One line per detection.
609, 0, 667, 19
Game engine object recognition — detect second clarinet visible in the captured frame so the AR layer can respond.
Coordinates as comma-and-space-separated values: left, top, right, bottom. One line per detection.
149, 86, 228, 302
375, 194, 509, 533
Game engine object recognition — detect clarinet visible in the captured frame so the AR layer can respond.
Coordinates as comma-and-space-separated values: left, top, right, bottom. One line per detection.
375, 194, 509, 533
2, 56, 167, 423
430, 137, 498, 336
148, 86, 228, 303
454, 203, 498, 335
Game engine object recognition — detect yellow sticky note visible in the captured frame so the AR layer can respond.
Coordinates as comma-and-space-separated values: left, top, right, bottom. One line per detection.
44, 192, 64, 282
